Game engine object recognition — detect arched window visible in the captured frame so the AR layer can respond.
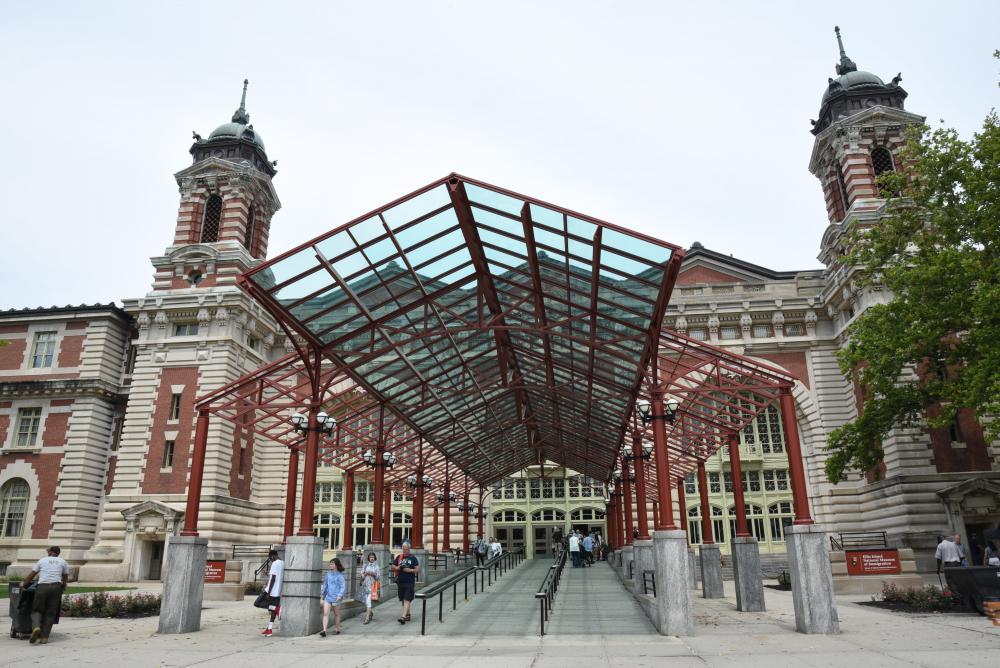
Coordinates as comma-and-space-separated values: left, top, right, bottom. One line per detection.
531, 509, 566, 522
569, 508, 605, 521
870, 146, 895, 177
727, 504, 766, 541
0, 479, 30, 538
314, 513, 341, 550
200, 194, 223, 243
767, 501, 794, 542
492, 510, 526, 523
353, 512, 373, 548
244, 208, 256, 254
390, 512, 413, 547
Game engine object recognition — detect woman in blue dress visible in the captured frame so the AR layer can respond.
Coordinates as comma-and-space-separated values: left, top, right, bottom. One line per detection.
320, 557, 346, 636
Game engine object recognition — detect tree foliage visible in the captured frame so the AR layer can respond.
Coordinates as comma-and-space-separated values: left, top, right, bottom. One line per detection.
825, 107, 1000, 483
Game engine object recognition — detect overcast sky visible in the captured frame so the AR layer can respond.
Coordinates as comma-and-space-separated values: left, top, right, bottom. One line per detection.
1, 1, 997, 308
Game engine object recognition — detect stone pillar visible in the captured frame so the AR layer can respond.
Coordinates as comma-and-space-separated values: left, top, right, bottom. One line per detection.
699, 544, 725, 598
158, 535, 207, 634
786, 524, 839, 634
632, 539, 654, 590
652, 529, 693, 636
620, 545, 635, 580
278, 536, 324, 637
687, 548, 699, 589
731, 536, 765, 612
336, 550, 359, 599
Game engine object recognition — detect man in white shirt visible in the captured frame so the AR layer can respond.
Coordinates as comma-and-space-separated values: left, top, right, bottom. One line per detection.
20, 546, 69, 644
935, 534, 964, 573
568, 532, 581, 568
262, 549, 284, 636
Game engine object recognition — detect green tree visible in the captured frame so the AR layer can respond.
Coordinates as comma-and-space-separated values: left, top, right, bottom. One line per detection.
825, 105, 1000, 484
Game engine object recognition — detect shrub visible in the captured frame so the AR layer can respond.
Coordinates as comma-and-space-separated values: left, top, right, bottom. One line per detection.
61, 591, 161, 618
244, 581, 264, 595
874, 582, 962, 612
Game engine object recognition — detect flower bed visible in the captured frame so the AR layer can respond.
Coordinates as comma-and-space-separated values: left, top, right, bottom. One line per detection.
61, 591, 161, 618
858, 582, 969, 614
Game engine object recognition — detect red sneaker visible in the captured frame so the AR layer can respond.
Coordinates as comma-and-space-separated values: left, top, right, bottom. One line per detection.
262, 629, 273, 636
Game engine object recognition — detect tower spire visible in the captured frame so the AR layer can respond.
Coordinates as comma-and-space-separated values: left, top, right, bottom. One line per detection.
834, 26, 857, 75
232, 78, 250, 124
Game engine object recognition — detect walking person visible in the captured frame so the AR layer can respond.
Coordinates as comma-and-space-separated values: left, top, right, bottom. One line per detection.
473, 534, 487, 566
20, 546, 68, 644
358, 551, 381, 624
935, 534, 964, 575
391, 540, 420, 624
593, 531, 603, 561
569, 530, 581, 567
552, 526, 564, 558
261, 549, 284, 636
583, 531, 595, 567
320, 558, 346, 637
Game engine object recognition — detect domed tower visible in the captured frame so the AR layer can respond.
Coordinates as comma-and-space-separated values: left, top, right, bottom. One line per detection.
153, 79, 281, 289
808, 27, 923, 235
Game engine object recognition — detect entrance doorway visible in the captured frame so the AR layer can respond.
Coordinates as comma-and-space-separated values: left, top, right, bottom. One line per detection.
964, 520, 998, 566
534, 526, 553, 557
495, 526, 526, 554
147, 540, 164, 580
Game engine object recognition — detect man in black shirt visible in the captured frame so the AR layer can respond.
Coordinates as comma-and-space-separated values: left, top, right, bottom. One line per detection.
391, 540, 420, 624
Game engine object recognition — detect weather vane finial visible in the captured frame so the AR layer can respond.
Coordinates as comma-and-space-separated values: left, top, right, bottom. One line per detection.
232, 78, 250, 124
834, 26, 857, 75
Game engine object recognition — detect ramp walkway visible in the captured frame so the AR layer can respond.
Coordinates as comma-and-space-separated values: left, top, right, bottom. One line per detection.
545, 559, 656, 636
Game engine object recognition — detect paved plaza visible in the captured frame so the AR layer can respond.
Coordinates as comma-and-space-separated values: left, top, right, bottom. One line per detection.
3, 561, 998, 667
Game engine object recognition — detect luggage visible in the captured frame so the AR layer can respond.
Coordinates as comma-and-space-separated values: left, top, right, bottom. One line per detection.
8, 582, 36, 640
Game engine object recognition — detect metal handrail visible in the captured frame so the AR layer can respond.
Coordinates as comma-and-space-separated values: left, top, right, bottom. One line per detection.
642, 570, 656, 597
628, 559, 634, 580
830, 531, 888, 551
534, 549, 568, 636
414, 548, 524, 635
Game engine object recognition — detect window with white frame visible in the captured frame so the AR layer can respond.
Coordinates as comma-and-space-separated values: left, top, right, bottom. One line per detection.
752, 324, 771, 338
719, 325, 739, 340
775, 469, 789, 491
0, 479, 30, 538
169, 393, 182, 421
390, 512, 413, 547
352, 513, 373, 547
315, 482, 344, 504
785, 323, 805, 336
569, 508, 605, 521
529, 478, 541, 499
31, 332, 57, 368
684, 474, 696, 496
354, 482, 374, 502
492, 509, 526, 523
531, 509, 565, 522
768, 501, 793, 542
162, 440, 175, 469
314, 513, 341, 549
13, 408, 42, 449
515, 479, 526, 499
688, 328, 707, 341
743, 470, 761, 492
755, 405, 785, 454
173, 323, 199, 337
728, 504, 766, 541
708, 472, 721, 494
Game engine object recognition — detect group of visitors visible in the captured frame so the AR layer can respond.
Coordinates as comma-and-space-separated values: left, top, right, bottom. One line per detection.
564, 528, 603, 568
471, 534, 504, 565
936, 526, 1000, 573
260, 540, 421, 637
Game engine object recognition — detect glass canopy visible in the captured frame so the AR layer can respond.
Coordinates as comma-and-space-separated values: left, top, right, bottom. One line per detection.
240, 174, 683, 483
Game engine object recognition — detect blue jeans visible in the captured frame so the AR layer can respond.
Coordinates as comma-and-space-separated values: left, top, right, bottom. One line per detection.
571, 550, 582, 567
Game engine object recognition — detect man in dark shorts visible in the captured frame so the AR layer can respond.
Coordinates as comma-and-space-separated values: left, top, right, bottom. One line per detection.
391, 540, 420, 624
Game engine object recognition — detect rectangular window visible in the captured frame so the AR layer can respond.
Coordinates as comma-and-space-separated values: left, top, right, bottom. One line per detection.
31, 332, 57, 368
763, 470, 775, 492
554, 479, 565, 498
354, 483, 373, 502
515, 479, 526, 499
14, 408, 42, 448
745, 470, 761, 492
775, 470, 789, 491
719, 325, 739, 340
162, 440, 175, 469
173, 323, 199, 336
688, 328, 707, 341
723, 472, 733, 493
948, 417, 965, 444
752, 324, 771, 338
331, 482, 343, 503
529, 479, 541, 499
316, 482, 332, 503
110, 414, 124, 451
393, 491, 404, 502
169, 393, 182, 421
541, 479, 553, 499
684, 474, 696, 495
708, 472, 721, 494
238, 445, 246, 475
785, 323, 805, 336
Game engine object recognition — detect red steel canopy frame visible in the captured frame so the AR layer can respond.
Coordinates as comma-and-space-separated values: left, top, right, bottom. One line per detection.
180, 174, 813, 543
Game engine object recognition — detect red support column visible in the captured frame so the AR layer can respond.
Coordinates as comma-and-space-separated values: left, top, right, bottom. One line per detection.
282, 447, 299, 540
697, 460, 714, 543
443, 492, 451, 551
779, 388, 814, 525
411, 481, 424, 549
651, 393, 677, 530
652, 500, 660, 529
728, 432, 751, 537
606, 499, 616, 548
383, 485, 392, 545
676, 479, 688, 542
632, 434, 650, 540
462, 501, 471, 553
371, 452, 386, 544
181, 408, 210, 536
432, 507, 439, 554
617, 493, 627, 546
341, 471, 355, 550
297, 405, 321, 536
622, 462, 635, 544
477, 505, 484, 538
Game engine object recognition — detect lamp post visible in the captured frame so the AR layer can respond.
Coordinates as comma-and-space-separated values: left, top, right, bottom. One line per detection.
636, 395, 680, 530
623, 435, 654, 540
289, 409, 336, 535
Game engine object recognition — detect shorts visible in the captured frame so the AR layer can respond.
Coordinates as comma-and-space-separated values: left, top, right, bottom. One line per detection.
396, 582, 415, 602
268, 596, 281, 611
